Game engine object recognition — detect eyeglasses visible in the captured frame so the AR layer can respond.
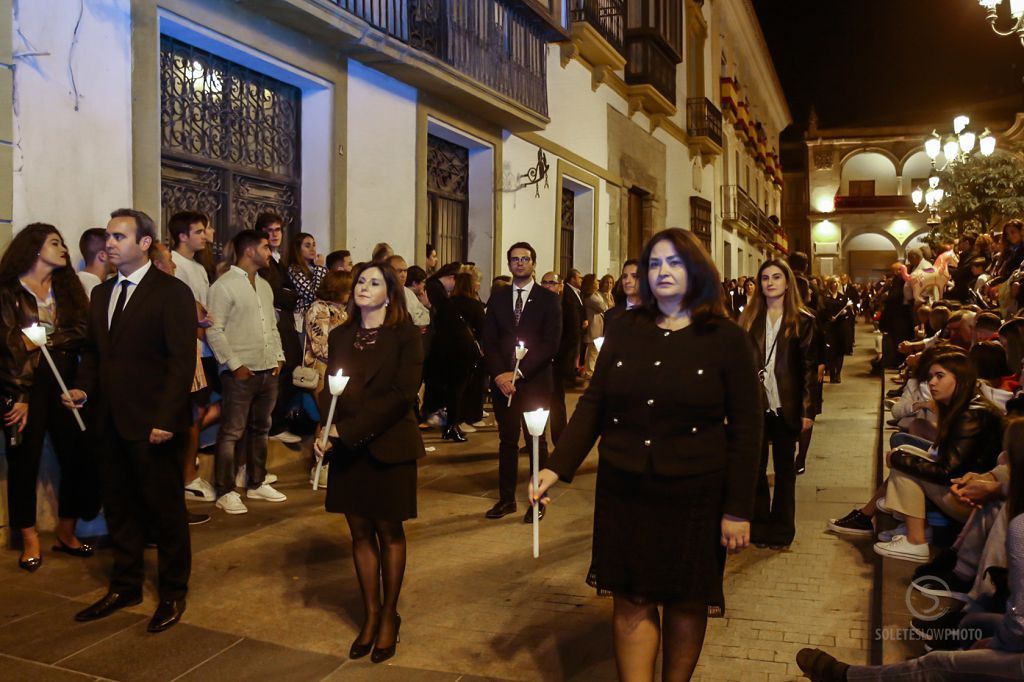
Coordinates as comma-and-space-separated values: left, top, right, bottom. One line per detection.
541, 280, 559, 286
509, 256, 532, 264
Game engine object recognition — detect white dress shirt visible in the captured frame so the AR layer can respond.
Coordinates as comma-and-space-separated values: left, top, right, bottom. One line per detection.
107, 261, 152, 328
763, 313, 783, 414
170, 250, 210, 306
511, 279, 535, 315
77, 270, 102, 300
205, 266, 285, 372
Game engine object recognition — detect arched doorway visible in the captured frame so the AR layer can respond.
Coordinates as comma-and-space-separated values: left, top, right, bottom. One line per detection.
843, 232, 898, 282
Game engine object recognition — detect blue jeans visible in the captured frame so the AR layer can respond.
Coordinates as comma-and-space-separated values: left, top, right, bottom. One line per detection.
215, 370, 279, 497
890, 432, 933, 451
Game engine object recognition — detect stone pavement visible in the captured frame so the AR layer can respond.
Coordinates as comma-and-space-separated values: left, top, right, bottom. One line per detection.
0, 325, 882, 682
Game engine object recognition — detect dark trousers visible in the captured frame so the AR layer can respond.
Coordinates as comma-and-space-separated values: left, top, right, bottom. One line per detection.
753, 411, 798, 545
826, 341, 846, 380
492, 382, 548, 503
550, 377, 569, 445
6, 360, 100, 529
96, 421, 190, 600
460, 366, 487, 425
215, 370, 278, 497
271, 315, 301, 435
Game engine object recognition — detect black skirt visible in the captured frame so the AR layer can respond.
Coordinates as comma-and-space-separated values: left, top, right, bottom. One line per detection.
325, 445, 417, 522
588, 459, 727, 616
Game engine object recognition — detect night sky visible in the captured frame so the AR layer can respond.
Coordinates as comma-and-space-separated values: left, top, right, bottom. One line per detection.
753, 0, 1024, 132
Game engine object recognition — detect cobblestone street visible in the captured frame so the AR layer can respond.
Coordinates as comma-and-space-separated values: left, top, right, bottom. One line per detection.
0, 327, 881, 682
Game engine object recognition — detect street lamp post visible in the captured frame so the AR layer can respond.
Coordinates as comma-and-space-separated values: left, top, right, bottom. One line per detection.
977, 0, 1024, 46
913, 114, 996, 223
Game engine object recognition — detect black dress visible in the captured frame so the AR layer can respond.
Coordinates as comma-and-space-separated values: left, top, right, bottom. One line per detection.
547, 312, 763, 614
325, 327, 418, 521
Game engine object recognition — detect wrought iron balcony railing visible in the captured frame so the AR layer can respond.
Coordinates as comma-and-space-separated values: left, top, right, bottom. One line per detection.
723, 185, 773, 242
570, 0, 625, 55
624, 38, 676, 104
686, 97, 723, 147
333, 0, 548, 116
833, 194, 914, 211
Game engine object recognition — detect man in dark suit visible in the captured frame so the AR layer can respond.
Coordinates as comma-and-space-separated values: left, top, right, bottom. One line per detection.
64, 209, 197, 633
542, 272, 578, 445
482, 242, 561, 522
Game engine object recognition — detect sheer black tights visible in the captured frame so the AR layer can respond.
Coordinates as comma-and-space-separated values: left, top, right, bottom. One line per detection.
346, 515, 407, 648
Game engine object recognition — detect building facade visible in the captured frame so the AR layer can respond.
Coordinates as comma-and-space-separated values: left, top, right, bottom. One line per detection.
789, 112, 1024, 282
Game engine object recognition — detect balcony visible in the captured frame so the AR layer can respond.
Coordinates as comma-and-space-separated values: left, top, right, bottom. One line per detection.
686, 97, 723, 162
832, 194, 914, 212
722, 185, 774, 243
689, 196, 712, 253
569, 0, 626, 71
326, 0, 554, 123
623, 38, 677, 115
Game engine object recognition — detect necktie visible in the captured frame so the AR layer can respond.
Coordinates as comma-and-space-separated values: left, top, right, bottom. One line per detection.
514, 288, 524, 326
110, 280, 130, 333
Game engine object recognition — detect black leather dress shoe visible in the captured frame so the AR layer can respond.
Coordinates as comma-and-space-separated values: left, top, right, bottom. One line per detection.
147, 598, 186, 633
485, 500, 517, 519
442, 426, 468, 443
52, 538, 94, 558
522, 503, 546, 523
75, 591, 143, 622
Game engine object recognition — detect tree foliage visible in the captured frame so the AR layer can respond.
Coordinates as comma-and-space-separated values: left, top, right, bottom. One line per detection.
932, 150, 1024, 242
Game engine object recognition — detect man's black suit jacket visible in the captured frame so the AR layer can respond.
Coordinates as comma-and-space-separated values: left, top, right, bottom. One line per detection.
554, 288, 583, 380
76, 266, 198, 441
482, 283, 562, 406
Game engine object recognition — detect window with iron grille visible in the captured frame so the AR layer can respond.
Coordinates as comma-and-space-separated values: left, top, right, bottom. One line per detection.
427, 135, 470, 265
159, 36, 301, 249
560, 185, 576, 279
690, 196, 712, 253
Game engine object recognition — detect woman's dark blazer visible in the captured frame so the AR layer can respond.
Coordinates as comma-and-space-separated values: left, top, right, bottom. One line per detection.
747, 308, 818, 434
889, 393, 1004, 486
0, 279, 86, 403
547, 311, 764, 520
321, 319, 426, 464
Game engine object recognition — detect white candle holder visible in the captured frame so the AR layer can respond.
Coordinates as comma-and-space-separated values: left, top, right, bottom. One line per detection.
314, 369, 349, 491
22, 323, 86, 431
523, 407, 549, 559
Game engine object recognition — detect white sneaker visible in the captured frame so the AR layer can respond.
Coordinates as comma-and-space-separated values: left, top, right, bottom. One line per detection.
426, 410, 446, 428
309, 464, 329, 488
236, 465, 277, 488
424, 446, 436, 453
878, 524, 933, 543
215, 491, 248, 515
460, 423, 478, 433
270, 431, 302, 445
471, 420, 488, 428
184, 477, 216, 502
873, 535, 930, 563
246, 482, 287, 502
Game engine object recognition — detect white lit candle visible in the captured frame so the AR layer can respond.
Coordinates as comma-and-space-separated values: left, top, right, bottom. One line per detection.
523, 408, 550, 559
508, 342, 529, 407
314, 369, 349, 491
22, 324, 86, 431
593, 337, 604, 353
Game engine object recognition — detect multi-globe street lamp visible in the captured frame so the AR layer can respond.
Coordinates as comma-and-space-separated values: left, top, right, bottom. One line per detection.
913, 114, 996, 224
977, 0, 1024, 46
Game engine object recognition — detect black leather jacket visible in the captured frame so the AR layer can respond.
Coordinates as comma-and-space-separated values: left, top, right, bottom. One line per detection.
889, 393, 1005, 486
0, 279, 87, 402
748, 308, 819, 434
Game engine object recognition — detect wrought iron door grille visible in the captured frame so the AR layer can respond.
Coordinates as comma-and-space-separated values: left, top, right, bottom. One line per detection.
160, 36, 301, 244
427, 135, 469, 264
560, 185, 575, 278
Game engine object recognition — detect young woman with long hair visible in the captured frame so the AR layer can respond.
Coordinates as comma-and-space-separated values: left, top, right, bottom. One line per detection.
312, 262, 422, 664
830, 350, 1005, 562
0, 224, 99, 570
738, 258, 818, 549
532, 228, 762, 680
286, 232, 328, 319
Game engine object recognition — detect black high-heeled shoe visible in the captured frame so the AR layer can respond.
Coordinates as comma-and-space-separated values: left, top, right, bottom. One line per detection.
52, 538, 94, 558
349, 638, 374, 660
442, 426, 467, 443
18, 555, 42, 572
371, 613, 401, 664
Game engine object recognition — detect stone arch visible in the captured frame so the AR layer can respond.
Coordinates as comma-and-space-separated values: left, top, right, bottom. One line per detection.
839, 147, 900, 173
897, 146, 928, 175
841, 225, 904, 260
902, 227, 933, 249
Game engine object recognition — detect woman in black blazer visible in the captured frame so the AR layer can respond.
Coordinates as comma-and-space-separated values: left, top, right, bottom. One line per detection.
739, 259, 818, 549
313, 261, 425, 664
0, 224, 99, 571
532, 228, 763, 681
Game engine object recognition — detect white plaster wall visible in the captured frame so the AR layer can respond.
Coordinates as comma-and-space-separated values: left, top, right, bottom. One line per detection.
346, 59, 417, 262
501, 133, 558, 274
543, 53, 612, 170
901, 150, 933, 195
13, 0, 133, 258
841, 152, 898, 195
